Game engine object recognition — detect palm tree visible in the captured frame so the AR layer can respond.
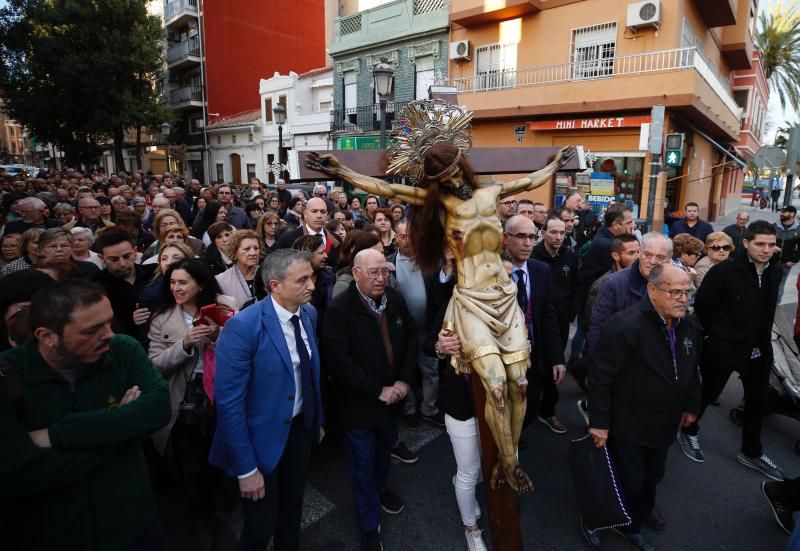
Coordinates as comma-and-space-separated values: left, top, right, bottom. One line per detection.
756, 0, 800, 111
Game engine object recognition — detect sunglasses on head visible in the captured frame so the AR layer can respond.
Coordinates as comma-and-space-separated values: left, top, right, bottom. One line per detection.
709, 244, 732, 251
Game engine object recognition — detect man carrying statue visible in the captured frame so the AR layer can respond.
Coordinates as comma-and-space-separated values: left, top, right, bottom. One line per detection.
307, 104, 572, 493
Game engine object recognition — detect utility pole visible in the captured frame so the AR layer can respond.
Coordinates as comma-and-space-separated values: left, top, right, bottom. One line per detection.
784, 127, 800, 207
646, 105, 665, 231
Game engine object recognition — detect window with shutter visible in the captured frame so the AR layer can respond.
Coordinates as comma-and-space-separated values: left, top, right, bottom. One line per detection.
570, 22, 617, 80
474, 42, 517, 91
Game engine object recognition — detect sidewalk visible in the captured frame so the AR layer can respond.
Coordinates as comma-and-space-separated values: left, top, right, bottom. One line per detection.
712, 198, 799, 307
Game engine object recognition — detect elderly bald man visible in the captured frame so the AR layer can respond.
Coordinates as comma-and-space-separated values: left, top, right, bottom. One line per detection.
586, 264, 700, 550
323, 248, 418, 551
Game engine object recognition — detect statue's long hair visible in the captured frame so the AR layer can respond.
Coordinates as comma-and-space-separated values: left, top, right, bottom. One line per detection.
408, 142, 479, 274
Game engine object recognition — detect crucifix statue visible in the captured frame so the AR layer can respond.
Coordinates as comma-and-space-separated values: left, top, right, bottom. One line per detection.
308, 99, 573, 494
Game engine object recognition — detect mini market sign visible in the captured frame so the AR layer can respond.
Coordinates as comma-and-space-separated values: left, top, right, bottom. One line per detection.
528, 115, 651, 131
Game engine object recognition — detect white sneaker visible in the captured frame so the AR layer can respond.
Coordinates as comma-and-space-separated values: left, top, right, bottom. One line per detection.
465, 528, 488, 551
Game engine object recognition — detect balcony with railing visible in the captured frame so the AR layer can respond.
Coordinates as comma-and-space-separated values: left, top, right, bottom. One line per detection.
453, 47, 742, 138
330, 0, 448, 56
167, 36, 201, 70
169, 85, 204, 110
720, 0, 754, 70
164, 0, 198, 29
331, 102, 408, 134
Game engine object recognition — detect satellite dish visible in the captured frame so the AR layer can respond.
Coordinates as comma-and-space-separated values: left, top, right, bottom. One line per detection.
753, 145, 786, 169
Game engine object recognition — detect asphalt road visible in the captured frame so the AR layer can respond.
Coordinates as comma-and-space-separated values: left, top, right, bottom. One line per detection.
161, 367, 797, 551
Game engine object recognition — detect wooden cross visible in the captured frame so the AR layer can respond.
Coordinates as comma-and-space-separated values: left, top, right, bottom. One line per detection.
301, 146, 578, 551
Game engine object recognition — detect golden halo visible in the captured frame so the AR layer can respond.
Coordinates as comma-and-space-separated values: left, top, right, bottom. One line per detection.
386, 99, 473, 184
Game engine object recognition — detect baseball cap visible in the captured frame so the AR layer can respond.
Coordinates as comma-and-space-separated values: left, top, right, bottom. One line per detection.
781, 205, 797, 214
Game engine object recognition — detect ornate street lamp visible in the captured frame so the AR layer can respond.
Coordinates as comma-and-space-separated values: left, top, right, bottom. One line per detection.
273, 103, 287, 181
373, 57, 395, 149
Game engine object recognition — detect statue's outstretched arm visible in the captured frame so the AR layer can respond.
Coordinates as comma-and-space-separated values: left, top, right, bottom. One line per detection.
306, 152, 427, 206
499, 146, 575, 198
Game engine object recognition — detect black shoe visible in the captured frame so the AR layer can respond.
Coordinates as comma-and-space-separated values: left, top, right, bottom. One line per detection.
580, 516, 602, 548
623, 531, 656, 551
645, 509, 665, 531
613, 528, 656, 551
403, 413, 419, 431
762, 480, 796, 535
390, 441, 418, 464
380, 489, 406, 514
421, 411, 446, 427
360, 529, 383, 551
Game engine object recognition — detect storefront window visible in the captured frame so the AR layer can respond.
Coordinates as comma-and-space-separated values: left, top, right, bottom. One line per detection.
591, 155, 644, 217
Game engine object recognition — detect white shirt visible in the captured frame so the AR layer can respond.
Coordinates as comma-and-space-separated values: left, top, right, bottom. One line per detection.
305, 224, 326, 249
511, 261, 531, 300
271, 296, 311, 419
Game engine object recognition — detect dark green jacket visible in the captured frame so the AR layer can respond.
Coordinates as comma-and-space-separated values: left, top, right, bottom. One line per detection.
0, 335, 171, 550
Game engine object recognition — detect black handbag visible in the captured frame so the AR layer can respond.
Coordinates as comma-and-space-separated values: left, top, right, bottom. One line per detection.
568, 434, 632, 533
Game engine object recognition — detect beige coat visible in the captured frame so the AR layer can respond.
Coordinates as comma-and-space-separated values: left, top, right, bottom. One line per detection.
147, 295, 236, 454
215, 265, 254, 310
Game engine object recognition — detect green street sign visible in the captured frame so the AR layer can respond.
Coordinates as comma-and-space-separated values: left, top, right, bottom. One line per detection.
337, 136, 382, 150
665, 149, 682, 167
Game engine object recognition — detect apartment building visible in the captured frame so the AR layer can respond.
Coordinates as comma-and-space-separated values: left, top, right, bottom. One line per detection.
731, 49, 770, 198
449, 0, 757, 225
162, 0, 329, 182
329, 0, 450, 149
164, 0, 206, 180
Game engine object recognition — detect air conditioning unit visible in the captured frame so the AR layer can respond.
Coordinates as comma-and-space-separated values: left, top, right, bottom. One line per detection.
627, 0, 661, 30
449, 40, 470, 61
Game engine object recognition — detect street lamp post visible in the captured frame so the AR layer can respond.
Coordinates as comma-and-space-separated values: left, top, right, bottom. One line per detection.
273, 103, 287, 181
160, 121, 171, 174
373, 57, 395, 150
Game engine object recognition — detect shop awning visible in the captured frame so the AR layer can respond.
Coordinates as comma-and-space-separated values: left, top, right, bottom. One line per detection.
681, 120, 747, 169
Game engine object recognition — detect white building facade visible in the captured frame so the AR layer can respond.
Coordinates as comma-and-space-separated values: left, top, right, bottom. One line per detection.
205, 68, 333, 185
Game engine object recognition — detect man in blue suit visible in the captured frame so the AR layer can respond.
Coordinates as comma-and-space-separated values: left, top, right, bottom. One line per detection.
210, 248, 324, 551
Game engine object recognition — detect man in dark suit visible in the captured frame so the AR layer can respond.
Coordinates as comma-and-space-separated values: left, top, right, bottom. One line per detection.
210, 249, 324, 551
678, 220, 785, 481
323, 248, 417, 551
276, 197, 341, 266
503, 215, 567, 434
587, 264, 701, 551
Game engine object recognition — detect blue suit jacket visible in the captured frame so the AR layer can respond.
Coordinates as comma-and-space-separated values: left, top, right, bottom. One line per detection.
209, 298, 323, 476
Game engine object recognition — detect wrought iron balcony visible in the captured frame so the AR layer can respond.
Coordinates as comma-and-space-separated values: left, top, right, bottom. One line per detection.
331, 102, 408, 134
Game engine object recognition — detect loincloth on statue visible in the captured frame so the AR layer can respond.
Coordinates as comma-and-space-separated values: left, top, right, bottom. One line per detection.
442, 280, 531, 374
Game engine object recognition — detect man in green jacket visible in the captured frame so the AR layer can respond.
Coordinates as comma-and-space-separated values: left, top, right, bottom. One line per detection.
0, 279, 171, 550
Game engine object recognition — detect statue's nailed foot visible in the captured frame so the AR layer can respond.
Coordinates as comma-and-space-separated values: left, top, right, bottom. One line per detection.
489, 461, 534, 495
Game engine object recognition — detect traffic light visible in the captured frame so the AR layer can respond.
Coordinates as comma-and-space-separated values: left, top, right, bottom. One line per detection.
664, 133, 685, 167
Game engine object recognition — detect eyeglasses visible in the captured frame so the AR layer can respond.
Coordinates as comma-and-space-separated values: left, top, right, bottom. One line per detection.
264, 221, 279, 226
654, 285, 694, 300
500, 200, 517, 206
709, 244, 732, 252
360, 267, 390, 279
508, 232, 537, 241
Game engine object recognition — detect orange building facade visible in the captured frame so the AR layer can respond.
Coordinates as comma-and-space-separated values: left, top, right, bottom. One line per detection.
449, 0, 758, 227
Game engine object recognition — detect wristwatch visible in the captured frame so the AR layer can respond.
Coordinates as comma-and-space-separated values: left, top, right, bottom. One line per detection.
434, 341, 447, 360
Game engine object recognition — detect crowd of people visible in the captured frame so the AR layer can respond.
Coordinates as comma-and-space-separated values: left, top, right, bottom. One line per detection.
0, 166, 798, 551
